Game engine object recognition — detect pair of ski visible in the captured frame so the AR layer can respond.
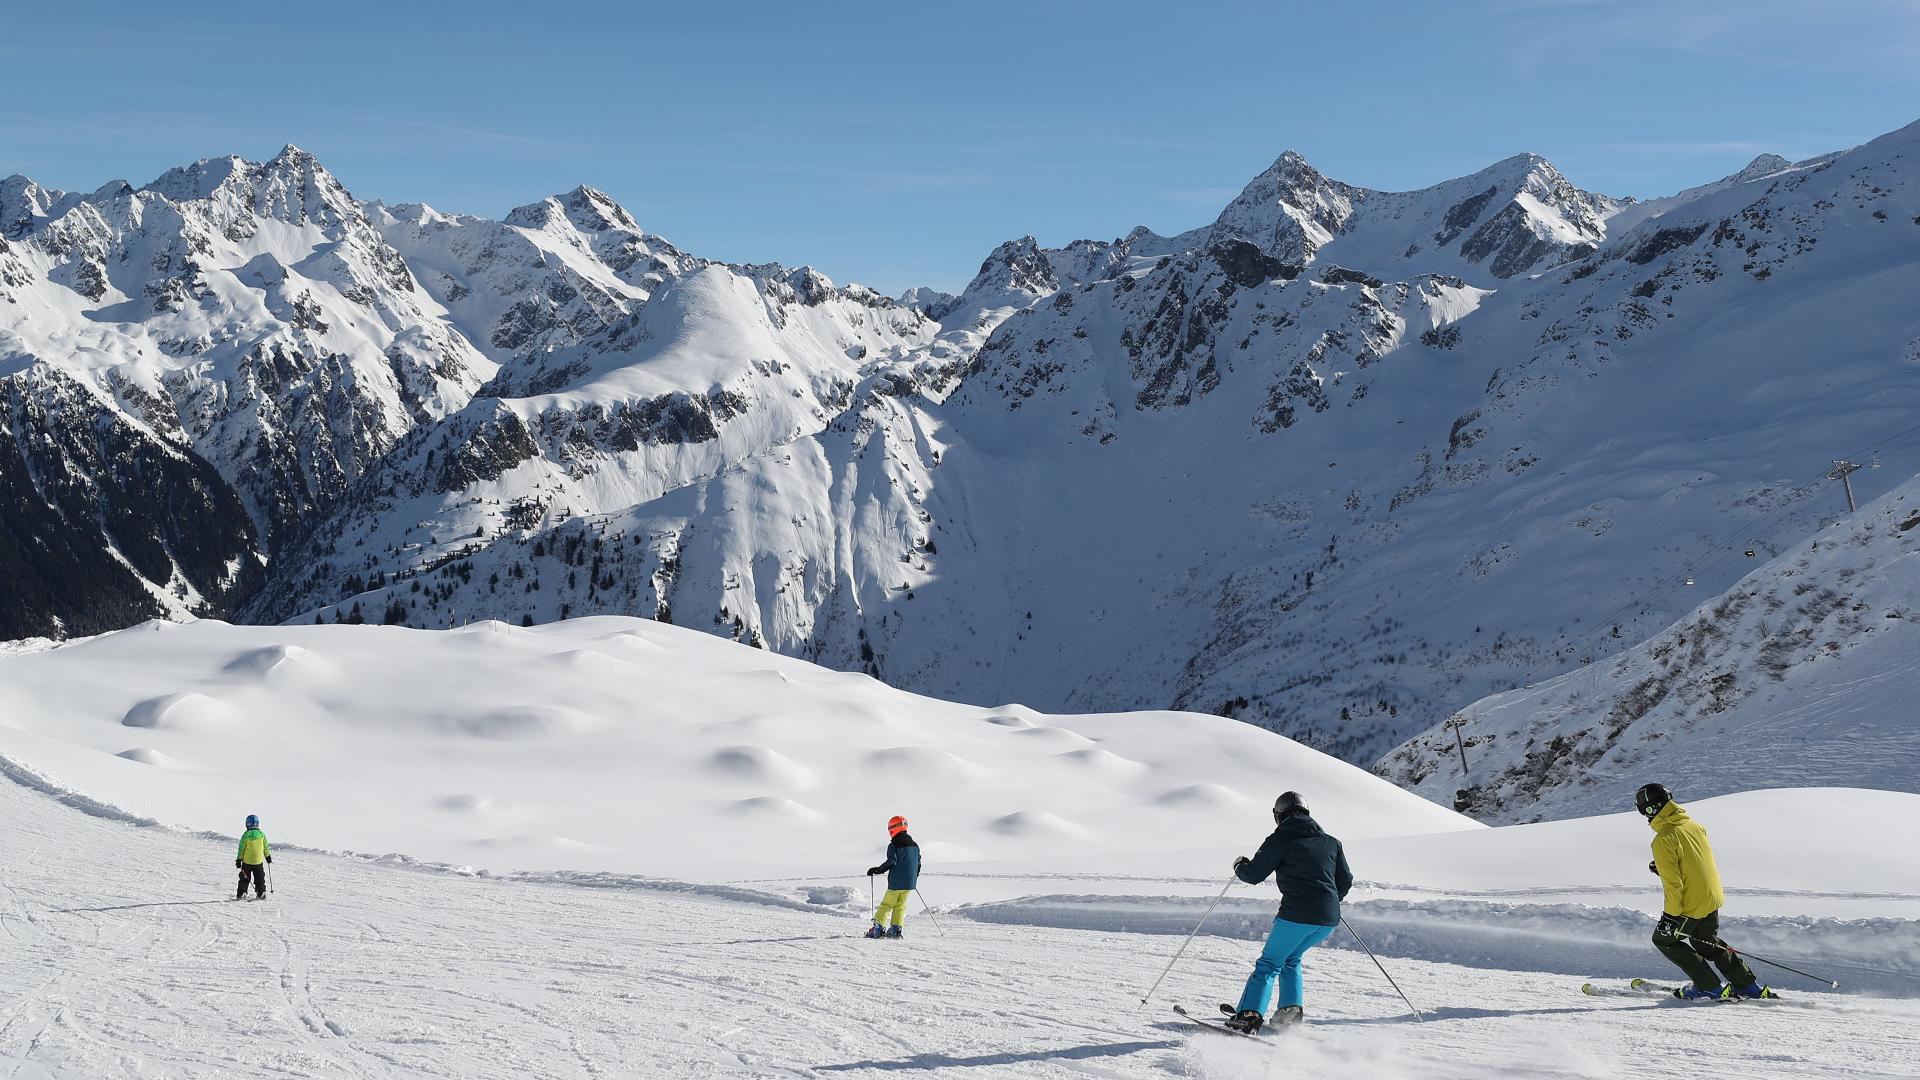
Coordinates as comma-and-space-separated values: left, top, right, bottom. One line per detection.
1179, 978, 1789, 1036
1581, 978, 1782, 1002
1171, 1004, 1280, 1038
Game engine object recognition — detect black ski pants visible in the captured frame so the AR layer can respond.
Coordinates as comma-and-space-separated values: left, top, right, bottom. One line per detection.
236, 863, 267, 899
1653, 909, 1755, 990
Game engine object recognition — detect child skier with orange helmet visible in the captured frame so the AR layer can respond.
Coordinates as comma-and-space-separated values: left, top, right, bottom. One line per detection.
864, 815, 921, 939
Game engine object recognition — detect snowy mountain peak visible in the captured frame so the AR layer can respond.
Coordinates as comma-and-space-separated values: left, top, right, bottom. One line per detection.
503, 184, 642, 237
1730, 152, 1792, 181
561, 184, 641, 233
1204, 146, 1619, 283
897, 285, 960, 319
1483, 150, 1552, 176
0, 174, 64, 238
10, 120, 1920, 833
957, 235, 1059, 306
134, 145, 364, 235
1206, 149, 1356, 267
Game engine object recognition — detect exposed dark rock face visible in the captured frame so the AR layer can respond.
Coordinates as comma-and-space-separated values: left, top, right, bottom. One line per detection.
1435, 187, 1500, 246
0, 364, 259, 639
970, 236, 1060, 297
8, 129, 1918, 809
1212, 240, 1289, 288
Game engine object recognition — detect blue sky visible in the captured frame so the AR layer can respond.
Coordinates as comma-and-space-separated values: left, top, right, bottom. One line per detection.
4, 1, 1916, 293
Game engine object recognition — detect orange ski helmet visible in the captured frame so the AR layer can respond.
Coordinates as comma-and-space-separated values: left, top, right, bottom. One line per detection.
887, 815, 909, 836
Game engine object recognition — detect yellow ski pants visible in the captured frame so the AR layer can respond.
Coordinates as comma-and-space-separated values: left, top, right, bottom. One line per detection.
873, 889, 910, 927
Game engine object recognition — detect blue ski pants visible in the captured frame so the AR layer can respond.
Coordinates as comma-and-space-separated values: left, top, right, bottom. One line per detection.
1236, 917, 1335, 1014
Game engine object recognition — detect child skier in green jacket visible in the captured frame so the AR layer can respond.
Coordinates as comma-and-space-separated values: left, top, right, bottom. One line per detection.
234, 814, 271, 901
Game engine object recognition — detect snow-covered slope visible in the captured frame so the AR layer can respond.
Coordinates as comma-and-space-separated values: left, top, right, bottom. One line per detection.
1602, 152, 1799, 235
0, 618, 1472, 878
918, 120, 1920, 765
1379, 469, 1920, 823
0, 148, 938, 646
11, 123, 1920, 792
0, 621, 1917, 1077
1204, 149, 1625, 285
6, 769, 1918, 1079
0, 148, 492, 637
277, 119, 1920, 774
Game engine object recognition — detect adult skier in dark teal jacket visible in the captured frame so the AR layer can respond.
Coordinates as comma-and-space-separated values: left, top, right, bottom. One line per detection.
1223, 791, 1352, 1032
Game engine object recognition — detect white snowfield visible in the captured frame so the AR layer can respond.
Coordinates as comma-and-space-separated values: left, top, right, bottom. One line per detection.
0, 618, 1472, 878
1382, 470, 1920, 822
2, 620, 1917, 1077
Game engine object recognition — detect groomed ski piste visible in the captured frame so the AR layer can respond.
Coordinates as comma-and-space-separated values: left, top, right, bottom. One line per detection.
1, 619, 1916, 1077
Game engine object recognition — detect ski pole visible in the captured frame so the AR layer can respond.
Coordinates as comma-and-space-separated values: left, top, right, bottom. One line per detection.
915, 889, 947, 937
1342, 917, 1424, 1022
267, 861, 273, 896
1138, 877, 1234, 1006
1684, 936, 1839, 989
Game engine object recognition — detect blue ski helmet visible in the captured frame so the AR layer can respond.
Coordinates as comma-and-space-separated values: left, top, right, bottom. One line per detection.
245, 814, 260, 829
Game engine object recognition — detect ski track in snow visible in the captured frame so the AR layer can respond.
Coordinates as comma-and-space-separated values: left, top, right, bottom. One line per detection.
3, 780, 1919, 1077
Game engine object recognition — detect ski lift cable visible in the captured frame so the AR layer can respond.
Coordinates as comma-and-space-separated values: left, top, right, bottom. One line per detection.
1519, 422, 1920, 705
1578, 424, 1920, 656
1552, 422, 1920, 665
1604, 423, 1920, 623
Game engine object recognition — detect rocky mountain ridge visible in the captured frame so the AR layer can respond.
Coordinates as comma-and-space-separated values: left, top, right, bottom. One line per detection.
8, 128, 1920, 796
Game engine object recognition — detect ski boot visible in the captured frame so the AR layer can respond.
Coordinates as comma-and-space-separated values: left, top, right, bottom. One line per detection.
1732, 983, 1778, 1000
886, 925, 903, 939
1222, 1009, 1264, 1034
1269, 1005, 1305, 1027
1672, 984, 1725, 1001
863, 924, 888, 939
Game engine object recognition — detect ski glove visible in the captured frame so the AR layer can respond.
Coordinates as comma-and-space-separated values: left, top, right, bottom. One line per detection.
1654, 913, 1692, 942
235, 859, 243, 869
1648, 860, 1658, 876
1233, 856, 1250, 874
266, 856, 272, 863
866, 866, 885, 876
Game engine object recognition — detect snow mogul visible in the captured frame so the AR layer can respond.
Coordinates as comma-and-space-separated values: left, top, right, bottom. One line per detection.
863, 815, 921, 939
234, 814, 271, 901
1637, 783, 1775, 1000
1221, 791, 1353, 1032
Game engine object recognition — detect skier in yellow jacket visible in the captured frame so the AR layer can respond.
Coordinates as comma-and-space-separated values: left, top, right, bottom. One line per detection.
1636, 784, 1773, 1000
234, 814, 271, 901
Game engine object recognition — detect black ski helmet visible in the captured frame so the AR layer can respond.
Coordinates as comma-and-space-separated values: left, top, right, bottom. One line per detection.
1634, 783, 1672, 819
1273, 791, 1308, 824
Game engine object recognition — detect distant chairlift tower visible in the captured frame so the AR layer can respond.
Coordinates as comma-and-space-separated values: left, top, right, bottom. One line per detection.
1825, 458, 1879, 514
